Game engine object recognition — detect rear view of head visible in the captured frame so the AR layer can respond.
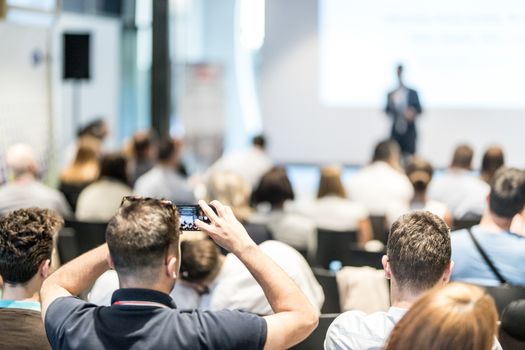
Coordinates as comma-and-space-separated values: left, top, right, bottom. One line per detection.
488, 167, 525, 219
317, 166, 346, 199
207, 171, 252, 222
450, 144, 473, 170
133, 131, 157, 161
157, 138, 178, 167
252, 167, 294, 209
386, 211, 451, 295
481, 145, 504, 184
385, 283, 498, 350
252, 135, 266, 150
0, 208, 63, 285
179, 239, 221, 285
100, 153, 129, 185
372, 140, 401, 166
6, 143, 38, 178
405, 157, 433, 194
106, 197, 180, 285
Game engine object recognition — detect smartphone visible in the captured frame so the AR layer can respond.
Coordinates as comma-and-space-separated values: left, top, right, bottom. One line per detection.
178, 204, 215, 231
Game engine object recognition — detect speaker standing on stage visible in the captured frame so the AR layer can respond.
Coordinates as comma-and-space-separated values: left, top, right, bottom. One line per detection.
385, 64, 422, 156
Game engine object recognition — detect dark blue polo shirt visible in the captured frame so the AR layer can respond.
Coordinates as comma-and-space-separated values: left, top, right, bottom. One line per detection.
45, 288, 267, 350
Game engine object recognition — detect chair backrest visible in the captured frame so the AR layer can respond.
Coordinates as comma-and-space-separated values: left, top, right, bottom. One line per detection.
313, 267, 341, 314
244, 222, 273, 245
370, 215, 389, 245
482, 285, 525, 316
452, 218, 481, 231
57, 227, 80, 264
290, 313, 339, 350
64, 220, 108, 257
316, 228, 358, 268
499, 325, 525, 350
342, 248, 385, 270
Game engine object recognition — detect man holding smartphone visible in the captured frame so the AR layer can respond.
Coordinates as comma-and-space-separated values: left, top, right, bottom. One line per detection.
40, 197, 318, 349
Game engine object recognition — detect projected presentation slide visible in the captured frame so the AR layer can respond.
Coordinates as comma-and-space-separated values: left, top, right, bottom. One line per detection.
320, 0, 525, 109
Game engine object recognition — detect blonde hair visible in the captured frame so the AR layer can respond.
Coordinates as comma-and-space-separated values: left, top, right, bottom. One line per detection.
60, 136, 101, 183
207, 171, 252, 222
317, 166, 346, 199
385, 282, 498, 350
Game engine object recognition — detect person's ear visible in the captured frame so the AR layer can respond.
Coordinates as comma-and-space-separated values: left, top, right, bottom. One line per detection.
107, 253, 115, 270
40, 259, 51, 279
166, 254, 178, 280
442, 260, 454, 284
382, 255, 392, 279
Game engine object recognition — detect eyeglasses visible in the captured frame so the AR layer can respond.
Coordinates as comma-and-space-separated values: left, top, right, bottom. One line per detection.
120, 195, 178, 217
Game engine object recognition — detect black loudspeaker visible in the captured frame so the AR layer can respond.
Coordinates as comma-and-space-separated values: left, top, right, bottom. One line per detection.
63, 33, 91, 80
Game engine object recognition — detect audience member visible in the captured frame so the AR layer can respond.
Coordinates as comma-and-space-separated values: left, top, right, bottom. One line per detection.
251, 167, 316, 254
90, 239, 324, 315
324, 211, 453, 350
129, 130, 158, 185
207, 135, 272, 188
384, 283, 498, 350
451, 167, 525, 286
481, 145, 505, 184
134, 138, 195, 204
296, 166, 372, 246
0, 208, 63, 349
0, 144, 71, 218
41, 198, 318, 349
346, 140, 413, 216
387, 156, 452, 227
501, 299, 525, 342
59, 136, 101, 210
76, 153, 133, 221
428, 144, 489, 219
206, 170, 271, 244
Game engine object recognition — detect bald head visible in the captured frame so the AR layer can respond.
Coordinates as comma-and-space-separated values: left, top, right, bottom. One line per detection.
6, 143, 38, 178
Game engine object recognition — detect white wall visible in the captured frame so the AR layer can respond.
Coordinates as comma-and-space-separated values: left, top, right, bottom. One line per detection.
261, 0, 525, 168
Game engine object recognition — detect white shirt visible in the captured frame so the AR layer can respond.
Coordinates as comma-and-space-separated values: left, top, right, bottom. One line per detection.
346, 162, 414, 216
76, 178, 133, 221
324, 307, 407, 350
207, 147, 272, 188
428, 169, 489, 219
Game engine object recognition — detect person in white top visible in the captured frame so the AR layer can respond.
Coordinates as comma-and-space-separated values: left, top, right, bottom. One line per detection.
76, 153, 133, 221
296, 166, 372, 247
324, 211, 454, 350
386, 156, 452, 227
428, 144, 489, 220
346, 140, 413, 216
89, 239, 324, 316
207, 135, 272, 189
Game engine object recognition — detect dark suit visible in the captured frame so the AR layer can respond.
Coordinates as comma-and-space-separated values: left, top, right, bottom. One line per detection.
385, 87, 422, 155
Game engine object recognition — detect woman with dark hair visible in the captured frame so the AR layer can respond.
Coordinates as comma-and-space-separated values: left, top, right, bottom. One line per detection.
251, 167, 316, 255
75, 153, 132, 221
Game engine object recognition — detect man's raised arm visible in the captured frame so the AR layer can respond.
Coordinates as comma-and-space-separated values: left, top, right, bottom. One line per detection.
196, 200, 318, 350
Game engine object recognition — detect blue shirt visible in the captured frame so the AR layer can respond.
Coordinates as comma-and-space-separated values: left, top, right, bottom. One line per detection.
0, 300, 41, 311
45, 288, 267, 350
451, 226, 525, 286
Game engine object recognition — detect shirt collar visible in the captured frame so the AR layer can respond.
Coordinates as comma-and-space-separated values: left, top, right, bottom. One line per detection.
0, 300, 41, 311
111, 288, 177, 309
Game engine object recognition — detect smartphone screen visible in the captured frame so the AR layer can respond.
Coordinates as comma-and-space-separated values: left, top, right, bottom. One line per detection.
178, 205, 212, 231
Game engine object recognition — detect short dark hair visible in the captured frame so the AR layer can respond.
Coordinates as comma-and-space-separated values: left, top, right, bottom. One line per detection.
451, 144, 473, 169
106, 198, 180, 280
0, 208, 63, 284
372, 140, 400, 163
180, 239, 220, 283
252, 167, 294, 207
100, 153, 128, 184
252, 135, 266, 149
387, 211, 451, 293
481, 146, 504, 183
488, 167, 525, 219
157, 138, 176, 162
406, 156, 434, 193
133, 131, 156, 160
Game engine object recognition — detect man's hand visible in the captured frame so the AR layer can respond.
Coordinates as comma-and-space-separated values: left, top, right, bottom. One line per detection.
404, 106, 417, 122
195, 200, 256, 255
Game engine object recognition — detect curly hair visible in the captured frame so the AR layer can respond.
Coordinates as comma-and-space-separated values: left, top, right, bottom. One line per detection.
0, 208, 63, 284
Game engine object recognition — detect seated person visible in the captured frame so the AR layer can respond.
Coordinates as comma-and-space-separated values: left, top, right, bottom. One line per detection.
0, 208, 64, 349
385, 283, 498, 350
451, 167, 525, 286
89, 239, 324, 315
41, 198, 318, 349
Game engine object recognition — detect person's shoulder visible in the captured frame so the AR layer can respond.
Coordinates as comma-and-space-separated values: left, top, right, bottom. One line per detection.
325, 310, 387, 349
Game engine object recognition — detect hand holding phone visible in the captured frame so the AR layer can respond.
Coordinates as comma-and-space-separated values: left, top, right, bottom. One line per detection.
178, 204, 215, 231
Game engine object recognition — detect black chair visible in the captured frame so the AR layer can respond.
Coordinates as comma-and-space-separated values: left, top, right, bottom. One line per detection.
313, 267, 341, 314
315, 228, 358, 268
452, 218, 481, 231
290, 314, 339, 350
482, 285, 525, 316
342, 248, 385, 270
370, 215, 389, 245
58, 220, 108, 263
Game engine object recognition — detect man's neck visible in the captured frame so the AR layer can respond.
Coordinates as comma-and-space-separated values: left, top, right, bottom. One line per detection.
389, 282, 420, 309
119, 277, 173, 295
2, 283, 40, 303
479, 211, 512, 232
